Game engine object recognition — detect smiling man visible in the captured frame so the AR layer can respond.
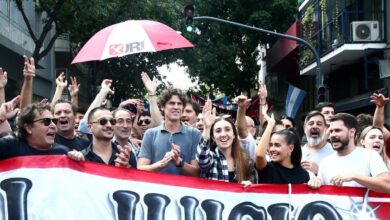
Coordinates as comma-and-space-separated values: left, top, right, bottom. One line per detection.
138, 88, 201, 176
71, 107, 134, 168
0, 102, 69, 160
308, 113, 390, 193
53, 99, 89, 151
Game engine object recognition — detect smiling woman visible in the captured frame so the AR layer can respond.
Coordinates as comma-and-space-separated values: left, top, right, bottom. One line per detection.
255, 112, 309, 184
197, 99, 257, 184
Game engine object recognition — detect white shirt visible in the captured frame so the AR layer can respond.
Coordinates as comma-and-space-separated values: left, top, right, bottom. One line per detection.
318, 147, 389, 187
302, 142, 334, 166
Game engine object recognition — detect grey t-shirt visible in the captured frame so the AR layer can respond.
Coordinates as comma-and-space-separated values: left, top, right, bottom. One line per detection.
302, 142, 334, 166
139, 123, 201, 175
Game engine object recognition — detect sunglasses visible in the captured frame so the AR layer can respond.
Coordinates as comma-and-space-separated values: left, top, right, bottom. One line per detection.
137, 119, 151, 126
91, 118, 117, 126
33, 118, 59, 126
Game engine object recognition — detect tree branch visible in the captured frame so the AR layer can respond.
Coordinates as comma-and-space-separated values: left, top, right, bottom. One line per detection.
36, 31, 61, 61
14, 0, 37, 41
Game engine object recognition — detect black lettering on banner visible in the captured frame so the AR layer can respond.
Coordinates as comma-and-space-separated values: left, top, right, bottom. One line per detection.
112, 190, 140, 220
267, 203, 292, 220
228, 202, 267, 220
144, 193, 170, 220
298, 201, 342, 220
0, 178, 32, 220
179, 196, 199, 220
201, 199, 224, 220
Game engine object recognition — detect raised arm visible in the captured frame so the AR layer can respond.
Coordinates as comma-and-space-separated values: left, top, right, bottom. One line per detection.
258, 81, 268, 128
255, 106, 275, 171
83, 79, 114, 120
0, 95, 20, 134
68, 76, 80, 108
235, 95, 250, 139
0, 68, 8, 105
19, 56, 35, 110
371, 93, 389, 138
141, 72, 163, 125
51, 72, 67, 104
197, 98, 216, 169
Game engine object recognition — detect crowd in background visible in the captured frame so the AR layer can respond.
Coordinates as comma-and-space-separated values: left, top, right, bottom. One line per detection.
0, 55, 389, 193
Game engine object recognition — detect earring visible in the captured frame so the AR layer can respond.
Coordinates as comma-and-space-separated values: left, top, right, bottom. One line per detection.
288, 152, 291, 157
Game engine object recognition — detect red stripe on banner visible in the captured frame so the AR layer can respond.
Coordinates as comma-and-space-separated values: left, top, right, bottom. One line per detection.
1, 155, 390, 198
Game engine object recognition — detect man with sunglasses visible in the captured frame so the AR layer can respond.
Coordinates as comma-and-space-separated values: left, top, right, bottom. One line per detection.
0, 102, 70, 160
138, 88, 201, 176
53, 99, 89, 151
73, 107, 136, 168
136, 111, 153, 137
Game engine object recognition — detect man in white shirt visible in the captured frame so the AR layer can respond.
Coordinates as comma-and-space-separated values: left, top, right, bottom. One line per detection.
301, 111, 334, 175
308, 113, 390, 193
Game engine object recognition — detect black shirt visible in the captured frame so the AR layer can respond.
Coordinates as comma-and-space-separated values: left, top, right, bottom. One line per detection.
258, 162, 310, 184
81, 142, 137, 168
0, 137, 70, 160
55, 134, 90, 151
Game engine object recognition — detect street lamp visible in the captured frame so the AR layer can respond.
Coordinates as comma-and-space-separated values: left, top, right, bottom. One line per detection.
184, 5, 325, 104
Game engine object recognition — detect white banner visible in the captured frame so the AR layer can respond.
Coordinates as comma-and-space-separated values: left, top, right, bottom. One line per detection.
0, 156, 389, 220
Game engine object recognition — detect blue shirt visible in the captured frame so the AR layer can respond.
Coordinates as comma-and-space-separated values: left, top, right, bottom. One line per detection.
139, 123, 201, 175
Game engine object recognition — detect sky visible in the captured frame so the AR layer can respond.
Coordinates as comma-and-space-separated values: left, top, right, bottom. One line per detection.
157, 63, 197, 90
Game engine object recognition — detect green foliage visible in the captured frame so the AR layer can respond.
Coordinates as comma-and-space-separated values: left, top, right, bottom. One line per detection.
180, 0, 297, 98
15, 0, 297, 103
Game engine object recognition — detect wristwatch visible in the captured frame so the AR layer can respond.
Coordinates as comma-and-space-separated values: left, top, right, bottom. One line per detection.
176, 158, 184, 168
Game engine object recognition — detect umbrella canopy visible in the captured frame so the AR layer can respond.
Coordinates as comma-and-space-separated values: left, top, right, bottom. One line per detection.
71, 20, 194, 64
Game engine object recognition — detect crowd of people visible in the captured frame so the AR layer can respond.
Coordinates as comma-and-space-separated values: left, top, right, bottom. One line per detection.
0, 55, 390, 193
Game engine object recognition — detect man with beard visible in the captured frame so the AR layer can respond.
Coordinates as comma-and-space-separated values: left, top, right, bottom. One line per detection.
308, 113, 390, 193
112, 108, 139, 163
301, 111, 334, 175
138, 88, 201, 176
69, 107, 134, 168
53, 100, 89, 151
181, 100, 200, 127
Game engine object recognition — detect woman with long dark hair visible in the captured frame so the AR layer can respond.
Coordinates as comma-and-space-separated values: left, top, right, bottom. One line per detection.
256, 112, 309, 184
197, 99, 257, 184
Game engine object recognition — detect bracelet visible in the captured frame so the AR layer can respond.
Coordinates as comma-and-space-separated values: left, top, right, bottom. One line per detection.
148, 93, 156, 96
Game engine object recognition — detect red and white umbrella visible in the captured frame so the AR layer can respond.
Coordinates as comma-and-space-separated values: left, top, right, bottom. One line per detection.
71, 20, 194, 64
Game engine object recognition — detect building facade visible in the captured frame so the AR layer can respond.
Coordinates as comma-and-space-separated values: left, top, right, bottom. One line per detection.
267, 0, 389, 122
0, 0, 56, 101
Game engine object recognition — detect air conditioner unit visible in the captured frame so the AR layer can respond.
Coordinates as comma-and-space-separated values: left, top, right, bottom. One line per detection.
351, 21, 380, 42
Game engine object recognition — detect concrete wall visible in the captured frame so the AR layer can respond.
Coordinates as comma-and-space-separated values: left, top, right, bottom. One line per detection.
0, 0, 56, 102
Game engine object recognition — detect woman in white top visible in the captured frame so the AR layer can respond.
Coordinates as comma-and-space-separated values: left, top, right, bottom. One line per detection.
359, 126, 390, 169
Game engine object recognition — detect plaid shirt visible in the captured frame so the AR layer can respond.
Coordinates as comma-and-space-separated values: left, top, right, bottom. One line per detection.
197, 138, 233, 182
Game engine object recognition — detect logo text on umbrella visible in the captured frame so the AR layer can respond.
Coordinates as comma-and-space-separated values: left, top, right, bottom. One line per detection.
109, 41, 145, 56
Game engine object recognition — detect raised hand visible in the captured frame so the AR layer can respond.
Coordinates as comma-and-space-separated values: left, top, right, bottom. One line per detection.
0, 95, 20, 121
370, 93, 389, 108
56, 72, 67, 88
202, 98, 216, 129
0, 68, 8, 89
23, 55, 35, 80
68, 76, 80, 96
234, 95, 251, 108
258, 80, 267, 104
141, 72, 157, 95
101, 79, 114, 95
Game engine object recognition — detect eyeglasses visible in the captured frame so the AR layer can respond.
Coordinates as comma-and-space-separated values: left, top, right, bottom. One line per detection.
32, 118, 59, 126
91, 118, 116, 126
137, 119, 151, 126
